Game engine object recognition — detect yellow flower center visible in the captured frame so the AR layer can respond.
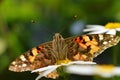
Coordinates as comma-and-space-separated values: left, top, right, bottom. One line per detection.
96, 65, 114, 73
55, 58, 71, 65
105, 22, 120, 29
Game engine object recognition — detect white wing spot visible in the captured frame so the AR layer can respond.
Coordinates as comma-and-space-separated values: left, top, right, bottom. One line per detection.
98, 34, 103, 40
20, 55, 26, 61
12, 61, 16, 65
109, 40, 111, 43
18, 65, 21, 68
103, 41, 108, 45
22, 64, 27, 67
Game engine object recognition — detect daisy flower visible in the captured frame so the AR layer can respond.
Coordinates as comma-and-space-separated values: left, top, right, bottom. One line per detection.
66, 64, 120, 78
83, 22, 120, 35
31, 60, 96, 80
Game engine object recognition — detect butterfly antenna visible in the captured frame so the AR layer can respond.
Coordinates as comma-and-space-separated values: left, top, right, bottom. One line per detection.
58, 14, 79, 34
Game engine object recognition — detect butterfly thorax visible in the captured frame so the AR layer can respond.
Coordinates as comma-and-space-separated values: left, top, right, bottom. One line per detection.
51, 33, 70, 64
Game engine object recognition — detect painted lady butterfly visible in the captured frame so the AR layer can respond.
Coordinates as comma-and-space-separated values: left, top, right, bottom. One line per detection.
9, 33, 120, 79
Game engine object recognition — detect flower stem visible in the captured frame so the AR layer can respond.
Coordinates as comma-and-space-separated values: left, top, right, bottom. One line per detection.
113, 32, 120, 65
57, 67, 70, 80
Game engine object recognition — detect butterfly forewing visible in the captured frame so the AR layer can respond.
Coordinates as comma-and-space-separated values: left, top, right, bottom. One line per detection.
9, 41, 56, 72
65, 34, 120, 61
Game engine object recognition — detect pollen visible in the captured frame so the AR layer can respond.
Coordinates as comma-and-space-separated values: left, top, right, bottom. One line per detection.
55, 58, 71, 65
105, 23, 120, 29
95, 65, 114, 73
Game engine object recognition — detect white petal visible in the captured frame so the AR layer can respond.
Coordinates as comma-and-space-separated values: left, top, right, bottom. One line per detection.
99, 73, 113, 78
31, 65, 60, 73
83, 27, 105, 32
66, 65, 94, 75
35, 67, 58, 80
61, 61, 96, 66
68, 61, 96, 65
97, 67, 120, 77
106, 29, 116, 35
116, 28, 120, 31
113, 67, 120, 75
87, 29, 108, 34
83, 25, 104, 32
66, 65, 120, 78
83, 28, 102, 32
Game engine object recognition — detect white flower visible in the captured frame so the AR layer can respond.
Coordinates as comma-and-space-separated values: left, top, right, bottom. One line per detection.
83, 23, 120, 35
31, 61, 96, 80
66, 65, 120, 78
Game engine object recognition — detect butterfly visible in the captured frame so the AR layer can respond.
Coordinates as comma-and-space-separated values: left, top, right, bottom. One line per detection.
9, 33, 120, 79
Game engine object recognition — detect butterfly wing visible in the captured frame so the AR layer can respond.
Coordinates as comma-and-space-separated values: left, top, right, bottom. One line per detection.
9, 41, 56, 72
65, 34, 120, 61
9, 33, 68, 73
9, 34, 120, 72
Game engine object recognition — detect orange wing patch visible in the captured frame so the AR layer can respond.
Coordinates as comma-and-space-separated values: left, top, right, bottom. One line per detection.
73, 53, 87, 60
29, 48, 39, 63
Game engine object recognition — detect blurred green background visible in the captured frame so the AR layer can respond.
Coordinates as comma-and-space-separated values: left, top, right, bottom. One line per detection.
0, 0, 120, 80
